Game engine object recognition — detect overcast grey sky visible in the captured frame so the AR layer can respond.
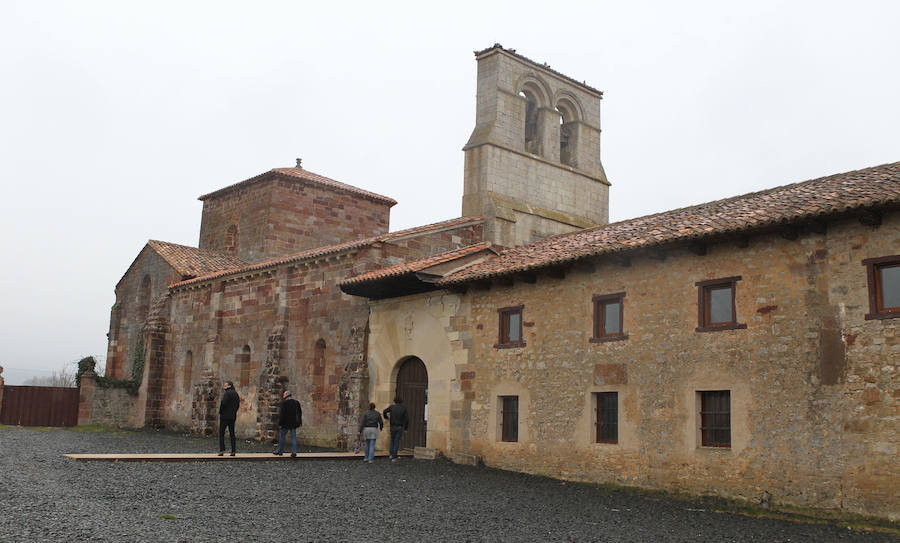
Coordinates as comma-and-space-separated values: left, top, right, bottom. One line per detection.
1, 1, 898, 376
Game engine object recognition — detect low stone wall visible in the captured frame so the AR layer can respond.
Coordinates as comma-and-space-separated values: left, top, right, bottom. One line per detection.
77, 371, 138, 428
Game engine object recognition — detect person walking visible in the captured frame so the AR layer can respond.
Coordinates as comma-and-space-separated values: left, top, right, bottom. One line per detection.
218, 381, 240, 456
274, 390, 302, 457
382, 396, 409, 462
358, 402, 383, 463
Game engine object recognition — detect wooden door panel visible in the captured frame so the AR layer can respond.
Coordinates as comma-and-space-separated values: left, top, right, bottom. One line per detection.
396, 357, 427, 449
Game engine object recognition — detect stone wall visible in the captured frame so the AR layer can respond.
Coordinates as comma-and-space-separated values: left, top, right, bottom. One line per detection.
157, 221, 483, 446
366, 292, 472, 453
365, 211, 899, 519
265, 178, 392, 259
107, 247, 179, 379
462, 46, 608, 248
77, 371, 139, 428
198, 179, 273, 262
457, 212, 898, 519
198, 175, 392, 263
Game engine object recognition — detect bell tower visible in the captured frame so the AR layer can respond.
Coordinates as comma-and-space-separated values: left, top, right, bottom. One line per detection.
462, 44, 609, 247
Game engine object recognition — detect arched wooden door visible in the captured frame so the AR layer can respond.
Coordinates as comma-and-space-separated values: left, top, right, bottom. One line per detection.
396, 357, 427, 450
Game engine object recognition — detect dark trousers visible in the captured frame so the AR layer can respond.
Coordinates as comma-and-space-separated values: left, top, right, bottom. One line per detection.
389, 426, 404, 458
219, 417, 236, 453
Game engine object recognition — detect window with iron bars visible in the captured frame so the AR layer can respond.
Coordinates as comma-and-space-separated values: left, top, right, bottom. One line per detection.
594, 392, 618, 444
699, 390, 731, 448
500, 396, 518, 442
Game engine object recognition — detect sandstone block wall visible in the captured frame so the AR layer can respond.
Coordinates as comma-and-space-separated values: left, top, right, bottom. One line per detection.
107, 248, 179, 379
198, 180, 272, 262
265, 178, 392, 257
78, 372, 138, 428
198, 176, 392, 263
462, 47, 608, 248
462, 145, 608, 246
366, 292, 472, 453
455, 213, 898, 519
158, 222, 483, 447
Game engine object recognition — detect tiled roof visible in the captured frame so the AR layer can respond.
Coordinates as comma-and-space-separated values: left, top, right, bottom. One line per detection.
197, 166, 397, 206
440, 161, 900, 285
170, 216, 485, 289
147, 240, 247, 279
473, 43, 603, 97
342, 242, 494, 286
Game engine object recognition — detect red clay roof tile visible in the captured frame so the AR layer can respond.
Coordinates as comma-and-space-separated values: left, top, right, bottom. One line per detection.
169, 216, 485, 289
147, 240, 248, 279
341, 242, 495, 286
439, 161, 900, 285
198, 166, 397, 206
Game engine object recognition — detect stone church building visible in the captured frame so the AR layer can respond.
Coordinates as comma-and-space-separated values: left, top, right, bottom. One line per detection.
80, 45, 899, 519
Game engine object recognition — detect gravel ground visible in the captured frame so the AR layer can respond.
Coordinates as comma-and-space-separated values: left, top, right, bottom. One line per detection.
0, 426, 896, 543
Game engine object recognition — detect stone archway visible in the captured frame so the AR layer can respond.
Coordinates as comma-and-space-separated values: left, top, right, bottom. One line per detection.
395, 356, 427, 449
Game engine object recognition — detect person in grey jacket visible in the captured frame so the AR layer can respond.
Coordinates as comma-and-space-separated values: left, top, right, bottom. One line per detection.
358, 402, 383, 463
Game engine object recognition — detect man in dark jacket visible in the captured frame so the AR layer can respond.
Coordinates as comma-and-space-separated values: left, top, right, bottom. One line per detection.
274, 390, 302, 457
382, 396, 409, 462
218, 381, 240, 456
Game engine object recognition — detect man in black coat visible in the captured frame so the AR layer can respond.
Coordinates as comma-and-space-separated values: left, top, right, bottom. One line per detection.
274, 390, 302, 457
383, 396, 409, 462
218, 381, 240, 456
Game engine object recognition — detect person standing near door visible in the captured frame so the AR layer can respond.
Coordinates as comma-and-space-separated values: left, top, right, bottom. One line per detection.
358, 402, 383, 463
382, 396, 409, 462
218, 380, 240, 456
274, 390, 302, 457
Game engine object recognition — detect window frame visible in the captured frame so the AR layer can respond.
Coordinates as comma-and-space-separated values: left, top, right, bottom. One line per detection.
695, 276, 747, 332
590, 292, 627, 343
863, 255, 900, 320
500, 395, 519, 442
495, 305, 525, 349
594, 391, 619, 444
699, 390, 731, 448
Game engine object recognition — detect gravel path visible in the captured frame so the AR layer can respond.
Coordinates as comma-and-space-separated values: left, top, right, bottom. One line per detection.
0, 426, 896, 542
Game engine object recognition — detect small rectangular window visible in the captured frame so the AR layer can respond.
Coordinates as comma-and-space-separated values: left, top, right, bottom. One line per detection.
699, 390, 731, 448
501, 396, 519, 442
594, 392, 618, 444
864, 255, 900, 320
696, 277, 746, 332
496, 306, 525, 348
591, 293, 627, 342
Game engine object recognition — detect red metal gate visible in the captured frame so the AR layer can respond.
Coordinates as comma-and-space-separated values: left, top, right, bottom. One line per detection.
0, 386, 80, 427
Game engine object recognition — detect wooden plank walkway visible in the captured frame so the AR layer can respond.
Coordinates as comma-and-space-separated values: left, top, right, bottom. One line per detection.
64, 451, 412, 462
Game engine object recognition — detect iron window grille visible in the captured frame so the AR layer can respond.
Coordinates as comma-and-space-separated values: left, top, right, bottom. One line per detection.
699, 390, 731, 448
594, 392, 618, 444
501, 396, 519, 442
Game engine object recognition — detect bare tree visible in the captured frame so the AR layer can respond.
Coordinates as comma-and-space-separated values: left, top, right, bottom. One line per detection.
24, 360, 77, 388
